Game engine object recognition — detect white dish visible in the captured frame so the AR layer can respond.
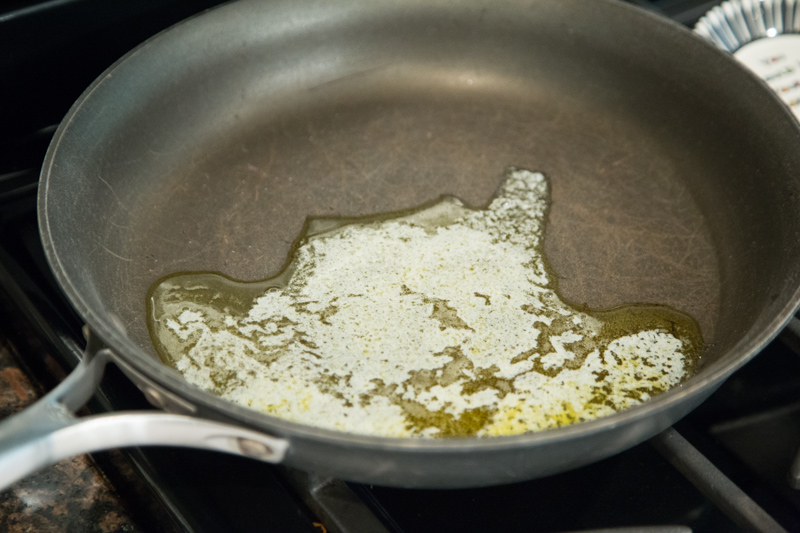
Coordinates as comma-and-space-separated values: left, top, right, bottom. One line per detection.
695, 0, 800, 119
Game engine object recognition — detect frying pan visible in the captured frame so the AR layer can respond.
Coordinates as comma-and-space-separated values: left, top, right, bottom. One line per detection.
2, 0, 800, 490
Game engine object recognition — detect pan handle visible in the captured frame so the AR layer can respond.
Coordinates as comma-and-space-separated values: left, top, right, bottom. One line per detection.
0, 341, 289, 492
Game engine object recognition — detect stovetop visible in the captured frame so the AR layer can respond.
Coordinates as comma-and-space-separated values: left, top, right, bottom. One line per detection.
2, 1, 800, 532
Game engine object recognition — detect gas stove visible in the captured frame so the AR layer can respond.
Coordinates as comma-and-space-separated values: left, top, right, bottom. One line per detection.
2, 1, 800, 531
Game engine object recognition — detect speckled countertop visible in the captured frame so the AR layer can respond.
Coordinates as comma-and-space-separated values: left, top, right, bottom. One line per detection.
0, 335, 140, 533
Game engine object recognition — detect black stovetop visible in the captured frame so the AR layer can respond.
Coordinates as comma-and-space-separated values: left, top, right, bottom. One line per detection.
2, 1, 800, 531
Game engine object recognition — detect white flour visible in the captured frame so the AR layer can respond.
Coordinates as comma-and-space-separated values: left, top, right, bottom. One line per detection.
150, 169, 699, 437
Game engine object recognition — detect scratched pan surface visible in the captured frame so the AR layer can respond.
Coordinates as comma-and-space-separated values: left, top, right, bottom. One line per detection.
39, 0, 800, 486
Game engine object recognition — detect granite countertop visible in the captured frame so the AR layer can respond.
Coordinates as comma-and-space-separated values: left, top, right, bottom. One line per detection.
0, 335, 140, 533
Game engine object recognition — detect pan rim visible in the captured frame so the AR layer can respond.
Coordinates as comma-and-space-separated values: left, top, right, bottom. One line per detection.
37, 0, 800, 452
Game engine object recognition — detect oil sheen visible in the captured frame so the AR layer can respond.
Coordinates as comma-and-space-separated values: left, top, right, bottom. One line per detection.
147, 168, 702, 438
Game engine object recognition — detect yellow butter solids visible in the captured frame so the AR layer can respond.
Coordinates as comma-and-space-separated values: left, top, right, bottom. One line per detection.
148, 168, 702, 438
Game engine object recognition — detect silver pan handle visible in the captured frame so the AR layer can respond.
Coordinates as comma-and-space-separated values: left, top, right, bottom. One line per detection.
0, 343, 289, 492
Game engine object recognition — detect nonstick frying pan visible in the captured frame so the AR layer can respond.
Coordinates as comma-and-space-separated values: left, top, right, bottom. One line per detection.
2, 0, 800, 490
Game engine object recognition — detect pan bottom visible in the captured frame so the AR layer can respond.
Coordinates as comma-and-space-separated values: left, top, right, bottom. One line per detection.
123, 87, 720, 364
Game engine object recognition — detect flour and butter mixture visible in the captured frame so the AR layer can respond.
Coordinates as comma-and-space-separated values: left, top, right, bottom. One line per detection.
148, 168, 702, 437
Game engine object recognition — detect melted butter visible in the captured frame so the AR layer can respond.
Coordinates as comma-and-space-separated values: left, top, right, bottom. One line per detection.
147, 168, 703, 438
